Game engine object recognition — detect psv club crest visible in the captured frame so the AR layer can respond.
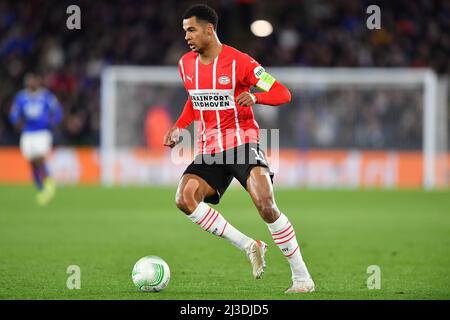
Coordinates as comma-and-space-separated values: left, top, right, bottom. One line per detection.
218, 75, 231, 85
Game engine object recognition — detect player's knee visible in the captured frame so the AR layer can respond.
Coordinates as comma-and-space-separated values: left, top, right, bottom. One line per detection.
175, 190, 194, 215
175, 195, 189, 214
175, 179, 200, 214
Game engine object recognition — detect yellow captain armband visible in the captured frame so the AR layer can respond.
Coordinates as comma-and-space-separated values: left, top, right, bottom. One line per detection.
253, 66, 276, 92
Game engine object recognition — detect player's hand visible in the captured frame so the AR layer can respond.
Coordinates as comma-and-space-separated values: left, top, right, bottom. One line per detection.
236, 92, 257, 106
163, 126, 181, 148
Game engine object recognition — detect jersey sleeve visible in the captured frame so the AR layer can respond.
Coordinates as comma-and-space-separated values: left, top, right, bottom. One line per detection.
178, 58, 186, 86
175, 57, 194, 128
240, 54, 276, 92
253, 80, 291, 106
175, 97, 194, 129
9, 94, 23, 126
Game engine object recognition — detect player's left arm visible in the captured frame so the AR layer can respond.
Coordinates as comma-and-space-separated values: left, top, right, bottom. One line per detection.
48, 92, 63, 127
237, 80, 291, 107
236, 56, 291, 107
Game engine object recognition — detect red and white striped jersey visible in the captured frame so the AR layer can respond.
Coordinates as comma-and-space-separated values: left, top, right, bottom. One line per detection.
178, 44, 270, 155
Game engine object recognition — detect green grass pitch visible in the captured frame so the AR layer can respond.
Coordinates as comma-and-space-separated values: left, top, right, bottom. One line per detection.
0, 185, 449, 300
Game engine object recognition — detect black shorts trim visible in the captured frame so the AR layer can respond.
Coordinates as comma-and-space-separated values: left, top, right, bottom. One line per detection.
182, 143, 274, 204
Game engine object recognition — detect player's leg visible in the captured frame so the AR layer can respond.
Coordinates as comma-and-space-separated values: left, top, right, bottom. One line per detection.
246, 166, 314, 292
175, 173, 255, 254
175, 173, 215, 214
32, 156, 55, 205
31, 157, 49, 184
36, 156, 55, 192
31, 131, 55, 205
29, 158, 44, 190
21, 133, 44, 191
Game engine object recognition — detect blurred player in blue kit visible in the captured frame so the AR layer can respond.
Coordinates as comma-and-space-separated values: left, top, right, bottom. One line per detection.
9, 72, 63, 205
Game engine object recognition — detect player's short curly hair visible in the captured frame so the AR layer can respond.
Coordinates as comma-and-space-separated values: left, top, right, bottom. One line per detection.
182, 4, 218, 30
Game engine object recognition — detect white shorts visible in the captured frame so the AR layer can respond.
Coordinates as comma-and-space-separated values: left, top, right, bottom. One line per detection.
20, 130, 53, 160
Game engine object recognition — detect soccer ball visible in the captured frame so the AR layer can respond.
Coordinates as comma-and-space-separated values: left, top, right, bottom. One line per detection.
132, 256, 171, 292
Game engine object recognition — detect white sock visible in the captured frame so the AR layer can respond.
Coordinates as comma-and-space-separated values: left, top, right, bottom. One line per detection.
267, 213, 311, 281
188, 202, 254, 251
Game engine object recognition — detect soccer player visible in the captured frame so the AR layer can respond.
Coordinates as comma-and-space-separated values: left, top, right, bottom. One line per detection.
163, 4, 314, 293
9, 72, 63, 205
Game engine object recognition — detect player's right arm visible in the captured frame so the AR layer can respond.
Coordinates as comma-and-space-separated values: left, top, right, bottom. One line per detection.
163, 97, 194, 148
8, 93, 24, 132
164, 57, 195, 148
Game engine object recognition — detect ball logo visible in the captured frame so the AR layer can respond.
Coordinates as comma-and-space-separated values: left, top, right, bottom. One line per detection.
254, 66, 265, 79
218, 75, 230, 85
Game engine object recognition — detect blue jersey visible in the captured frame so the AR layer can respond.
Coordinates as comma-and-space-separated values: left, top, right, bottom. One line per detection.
9, 88, 63, 132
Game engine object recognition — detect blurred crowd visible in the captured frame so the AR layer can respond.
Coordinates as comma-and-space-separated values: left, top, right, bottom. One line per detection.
0, 0, 448, 148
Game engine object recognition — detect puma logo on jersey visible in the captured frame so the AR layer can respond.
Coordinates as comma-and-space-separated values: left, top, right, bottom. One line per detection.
186, 75, 193, 82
